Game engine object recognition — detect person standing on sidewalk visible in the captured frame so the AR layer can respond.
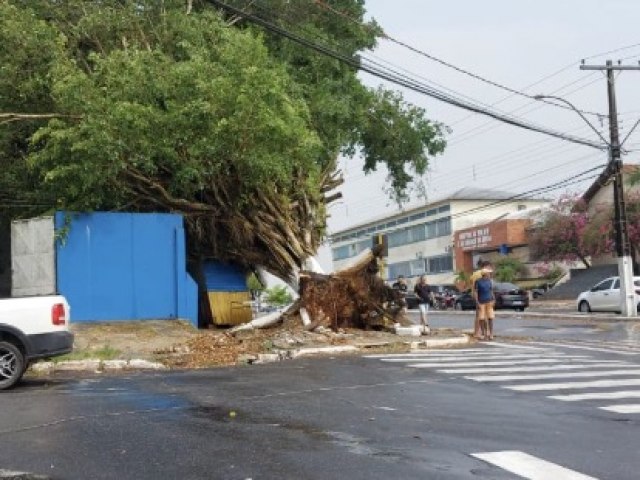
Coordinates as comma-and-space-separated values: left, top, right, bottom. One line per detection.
470, 260, 492, 339
414, 275, 433, 333
392, 275, 409, 311
473, 268, 495, 340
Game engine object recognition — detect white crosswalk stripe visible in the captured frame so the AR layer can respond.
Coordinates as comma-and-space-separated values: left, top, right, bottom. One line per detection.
549, 390, 640, 401
438, 362, 628, 374
367, 343, 640, 414
599, 404, 640, 414
379, 353, 585, 363
526, 340, 640, 356
504, 378, 640, 391
464, 369, 640, 382
407, 358, 605, 368
471, 450, 597, 479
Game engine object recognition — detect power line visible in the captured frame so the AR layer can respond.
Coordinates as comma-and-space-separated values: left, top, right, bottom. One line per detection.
312, 0, 606, 118
244, 0, 603, 158
338, 156, 604, 221
205, 0, 606, 150
447, 73, 604, 146
329, 168, 603, 239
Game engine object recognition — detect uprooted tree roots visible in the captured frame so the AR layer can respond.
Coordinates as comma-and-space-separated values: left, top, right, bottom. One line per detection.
291, 247, 411, 331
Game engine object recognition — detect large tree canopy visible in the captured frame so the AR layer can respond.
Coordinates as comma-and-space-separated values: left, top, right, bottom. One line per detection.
0, 0, 446, 280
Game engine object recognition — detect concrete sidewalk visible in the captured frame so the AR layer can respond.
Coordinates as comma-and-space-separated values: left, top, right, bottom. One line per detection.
26, 320, 471, 375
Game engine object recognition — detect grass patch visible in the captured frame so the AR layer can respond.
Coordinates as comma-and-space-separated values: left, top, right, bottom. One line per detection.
53, 345, 122, 363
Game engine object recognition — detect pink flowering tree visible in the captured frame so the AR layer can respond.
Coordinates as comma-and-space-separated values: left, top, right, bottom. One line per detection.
530, 193, 640, 268
529, 195, 592, 268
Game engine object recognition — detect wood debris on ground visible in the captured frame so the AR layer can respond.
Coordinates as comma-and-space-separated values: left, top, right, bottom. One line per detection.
162, 246, 415, 368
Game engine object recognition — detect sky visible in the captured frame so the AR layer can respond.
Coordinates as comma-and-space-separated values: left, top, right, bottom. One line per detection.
314, 0, 640, 272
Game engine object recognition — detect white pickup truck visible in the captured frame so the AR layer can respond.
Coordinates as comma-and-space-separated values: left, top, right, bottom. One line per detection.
0, 296, 73, 389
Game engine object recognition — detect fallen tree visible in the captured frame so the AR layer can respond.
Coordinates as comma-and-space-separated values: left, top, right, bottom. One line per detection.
1, 1, 446, 286
230, 246, 412, 334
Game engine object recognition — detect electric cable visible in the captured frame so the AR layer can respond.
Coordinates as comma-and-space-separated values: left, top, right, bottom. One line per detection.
205, 0, 606, 150
312, 0, 608, 118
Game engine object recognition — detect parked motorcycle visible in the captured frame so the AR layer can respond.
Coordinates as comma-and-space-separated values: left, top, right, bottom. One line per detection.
432, 290, 457, 310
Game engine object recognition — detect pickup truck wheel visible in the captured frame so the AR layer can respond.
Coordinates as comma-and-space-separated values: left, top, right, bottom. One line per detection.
0, 341, 25, 390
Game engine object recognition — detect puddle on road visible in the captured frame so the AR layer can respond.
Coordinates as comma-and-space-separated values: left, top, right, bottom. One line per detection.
59, 379, 191, 411
189, 406, 407, 460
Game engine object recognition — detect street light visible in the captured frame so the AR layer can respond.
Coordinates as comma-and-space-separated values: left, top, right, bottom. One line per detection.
532, 95, 609, 146
533, 94, 637, 317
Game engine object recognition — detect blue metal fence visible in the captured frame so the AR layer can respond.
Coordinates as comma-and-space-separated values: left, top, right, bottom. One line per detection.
55, 212, 197, 326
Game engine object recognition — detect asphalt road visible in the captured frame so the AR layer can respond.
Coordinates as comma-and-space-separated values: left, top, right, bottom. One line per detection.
2, 321, 640, 480
420, 309, 640, 343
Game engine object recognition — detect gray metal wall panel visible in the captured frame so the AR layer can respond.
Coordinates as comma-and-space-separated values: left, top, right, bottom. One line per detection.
11, 216, 56, 297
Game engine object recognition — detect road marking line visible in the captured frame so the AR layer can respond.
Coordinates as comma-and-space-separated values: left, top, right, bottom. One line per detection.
527, 341, 639, 356
465, 369, 640, 382
547, 390, 640, 402
505, 379, 640, 392
599, 404, 640, 414
549, 390, 640, 401
471, 450, 597, 480
562, 340, 640, 353
379, 354, 584, 363
486, 342, 549, 350
438, 362, 629, 374
364, 348, 546, 358
408, 359, 570, 368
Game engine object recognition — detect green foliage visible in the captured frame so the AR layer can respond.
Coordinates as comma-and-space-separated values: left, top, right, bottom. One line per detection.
264, 285, 293, 307
53, 345, 122, 363
494, 257, 527, 283
454, 270, 470, 289
1, 0, 447, 278
246, 273, 265, 294
546, 264, 564, 281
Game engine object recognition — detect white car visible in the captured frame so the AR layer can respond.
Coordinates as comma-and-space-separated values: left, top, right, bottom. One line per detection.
576, 276, 640, 313
0, 295, 73, 389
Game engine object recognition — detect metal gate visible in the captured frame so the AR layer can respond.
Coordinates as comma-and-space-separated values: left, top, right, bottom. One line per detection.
11, 216, 56, 297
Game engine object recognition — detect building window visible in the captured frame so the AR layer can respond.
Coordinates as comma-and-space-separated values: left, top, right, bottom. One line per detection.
388, 261, 411, 280
388, 229, 409, 247
426, 221, 437, 239
518, 204, 527, 211
409, 224, 426, 242
332, 245, 350, 261
438, 204, 451, 213
427, 254, 454, 274
410, 259, 427, 276
436, 217, 451, 236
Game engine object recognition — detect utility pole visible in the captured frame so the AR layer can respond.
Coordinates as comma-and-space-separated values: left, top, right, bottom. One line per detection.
580, 60, 640, 317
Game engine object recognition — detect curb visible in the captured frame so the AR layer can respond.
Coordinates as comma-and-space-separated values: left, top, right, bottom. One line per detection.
0, 469, 50, 479
31, 335, 472, 372
246, 335, 471, 364
30, 358, 167, 374
432, 309, 640, 322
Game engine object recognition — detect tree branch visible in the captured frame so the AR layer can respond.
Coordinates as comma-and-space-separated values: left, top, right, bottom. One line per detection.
0, 113, 82, 123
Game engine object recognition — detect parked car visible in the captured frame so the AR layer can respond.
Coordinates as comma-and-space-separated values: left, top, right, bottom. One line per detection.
0, 295, 73, 390
576, 276, 640, 313
454, 282, 529, 311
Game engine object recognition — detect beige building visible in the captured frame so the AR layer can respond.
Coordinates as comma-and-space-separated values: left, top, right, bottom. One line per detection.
330, 188, 548, 285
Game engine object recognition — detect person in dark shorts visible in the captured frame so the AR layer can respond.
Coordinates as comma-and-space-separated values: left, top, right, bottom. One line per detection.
470, 260, 493, 339
473, 268, 495, 340
414, 275, 433, 331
